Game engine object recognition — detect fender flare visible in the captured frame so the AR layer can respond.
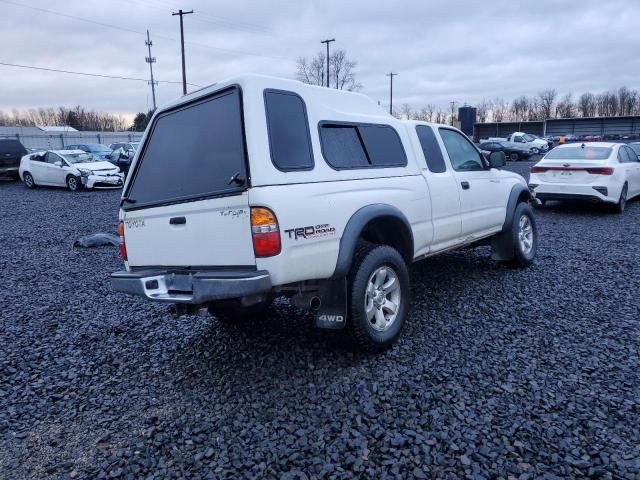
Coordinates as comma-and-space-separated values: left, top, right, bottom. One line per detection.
332, 204, 414, 278
502, 184, 532, 232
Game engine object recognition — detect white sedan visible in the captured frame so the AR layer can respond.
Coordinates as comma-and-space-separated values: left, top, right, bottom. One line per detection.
529, 142, 640, 213
19, 149, 124, 191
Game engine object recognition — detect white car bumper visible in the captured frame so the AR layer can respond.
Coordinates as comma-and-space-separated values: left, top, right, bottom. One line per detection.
529, 181, 618, 203
82, 173, 124, 189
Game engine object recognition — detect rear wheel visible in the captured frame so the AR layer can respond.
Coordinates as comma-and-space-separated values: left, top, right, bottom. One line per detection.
509, 152, 519, 161
347, 244, 410, 353
66, 175, 81, 191
23, 172, 35, 189
614, 183, 628, 214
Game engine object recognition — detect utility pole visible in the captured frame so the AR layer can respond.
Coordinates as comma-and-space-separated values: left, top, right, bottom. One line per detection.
145, 30, 157, 111
172, 9, 193, 95
386, 72, 398, 115
450, 101, 457, 126
320, 38, 335, 88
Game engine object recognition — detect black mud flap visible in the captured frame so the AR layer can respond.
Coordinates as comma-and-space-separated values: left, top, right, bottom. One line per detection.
314, 278, 348, 330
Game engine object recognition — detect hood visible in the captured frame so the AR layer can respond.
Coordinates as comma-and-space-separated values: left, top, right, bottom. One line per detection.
74, 161, 119, 172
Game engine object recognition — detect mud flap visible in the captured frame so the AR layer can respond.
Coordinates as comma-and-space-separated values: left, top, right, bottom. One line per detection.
314, 278, 348, 330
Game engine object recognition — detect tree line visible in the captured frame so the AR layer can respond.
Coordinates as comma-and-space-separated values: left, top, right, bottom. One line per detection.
0, 106, 128, 131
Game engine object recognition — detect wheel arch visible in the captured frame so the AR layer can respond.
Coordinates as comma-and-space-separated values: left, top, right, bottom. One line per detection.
332, 204, 414, 278
502, 184, 533, 232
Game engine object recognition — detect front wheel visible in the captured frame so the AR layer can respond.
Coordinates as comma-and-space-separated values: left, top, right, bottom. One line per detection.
347, 244, 410, 353
66, 175, 81, 191
507, 202, 537, 268
23, 172, 36, 189
531, 147, 540, 155
509, 152, 519, 161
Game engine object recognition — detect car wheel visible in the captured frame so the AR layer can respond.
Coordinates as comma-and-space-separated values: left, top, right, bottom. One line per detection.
347, 244, 410, 353
507, 202, 537, 268
66, 175, 81, 191
509, 152, 519, 161
208, 298, 271, 323
614, 183, 628, 214
23, 172, 36, 189
531, 147, 540, 155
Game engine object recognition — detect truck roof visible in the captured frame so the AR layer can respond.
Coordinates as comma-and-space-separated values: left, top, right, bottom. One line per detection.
160, 73, 391, 121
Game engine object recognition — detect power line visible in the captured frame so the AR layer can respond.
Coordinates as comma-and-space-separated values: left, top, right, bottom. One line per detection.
320, 39, 335, 88
0, 61, 201, 86
0, 0, 289, 61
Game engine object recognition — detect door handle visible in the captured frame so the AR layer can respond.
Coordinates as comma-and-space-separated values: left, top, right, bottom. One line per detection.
169, 216, 186, 225
461, 181, 470, 190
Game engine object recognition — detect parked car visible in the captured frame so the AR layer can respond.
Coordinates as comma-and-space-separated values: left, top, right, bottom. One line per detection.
0, 139, 28, 179
529, 142, 640, 213
64, 143, 113, 160
563, 134, 580, 142
530, 134, 554, 149
505, 132, 549, 155
479, 141, 532, 161
629, 142, 640, 159
19, 149, 123, 191
109, 147, 134, 177
110, 74, 538, 352
109, 142, 139, 151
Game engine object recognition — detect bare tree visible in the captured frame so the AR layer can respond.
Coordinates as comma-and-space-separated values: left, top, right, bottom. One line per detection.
537, 89, 557, 119
476, 99, 490, 123
556, 93, 575, 118
511, 96, 530, 121
400, 103, 412, 119
492, 98, 509, 122
296, 49, 362, 91
578, 92, 596, 117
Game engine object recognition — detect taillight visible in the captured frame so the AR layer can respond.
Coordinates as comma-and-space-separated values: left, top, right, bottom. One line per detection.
117, 222, 127, 260
250, 207, 280, 257
530, 166, 547, 173
586, 167, 614, 175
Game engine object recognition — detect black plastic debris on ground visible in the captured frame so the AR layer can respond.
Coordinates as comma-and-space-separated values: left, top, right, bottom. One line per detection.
73, 233, 119, 248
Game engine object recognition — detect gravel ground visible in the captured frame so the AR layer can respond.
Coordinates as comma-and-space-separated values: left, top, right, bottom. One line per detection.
1, 163, 639, 479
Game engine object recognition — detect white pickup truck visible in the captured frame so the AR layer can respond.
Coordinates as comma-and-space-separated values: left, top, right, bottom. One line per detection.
111, 74, 538, 352
487, 132, 549, 155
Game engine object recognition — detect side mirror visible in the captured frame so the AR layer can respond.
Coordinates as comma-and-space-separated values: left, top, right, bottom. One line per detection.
488, 151, 506, 168
54, 161, 63, 167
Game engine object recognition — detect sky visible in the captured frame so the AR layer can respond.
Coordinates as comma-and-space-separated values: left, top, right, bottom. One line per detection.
1, 0, 639, 123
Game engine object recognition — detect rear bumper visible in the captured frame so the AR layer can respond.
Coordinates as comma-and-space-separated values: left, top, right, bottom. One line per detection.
110, 269, 272, 304
530, 181, 617, 203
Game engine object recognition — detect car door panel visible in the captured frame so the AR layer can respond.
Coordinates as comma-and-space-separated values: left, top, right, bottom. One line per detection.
438, 128, 506, 238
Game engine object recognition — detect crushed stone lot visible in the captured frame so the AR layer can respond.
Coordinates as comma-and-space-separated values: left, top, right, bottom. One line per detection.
1, 162, 639, 479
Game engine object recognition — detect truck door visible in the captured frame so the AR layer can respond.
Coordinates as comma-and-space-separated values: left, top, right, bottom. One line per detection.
437, 128, 506, 238
413, 125, 462, 251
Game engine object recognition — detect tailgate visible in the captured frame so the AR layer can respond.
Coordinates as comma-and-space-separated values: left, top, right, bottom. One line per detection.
121, 85, 255, 268
123, 195, 255, 267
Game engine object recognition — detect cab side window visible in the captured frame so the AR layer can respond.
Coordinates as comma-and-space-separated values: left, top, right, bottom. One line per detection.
439, 128, 486, 172
415, 125, 447, 173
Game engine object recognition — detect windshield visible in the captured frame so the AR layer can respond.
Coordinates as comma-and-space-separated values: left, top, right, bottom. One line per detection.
545, 146, 612, 160
61, 152, 97, 163
523, 134, 536, 142
86, 143, 111, 153
131, 142, 140, 150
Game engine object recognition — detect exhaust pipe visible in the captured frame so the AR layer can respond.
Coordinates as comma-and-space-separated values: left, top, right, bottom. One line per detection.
292, 294, 322, 312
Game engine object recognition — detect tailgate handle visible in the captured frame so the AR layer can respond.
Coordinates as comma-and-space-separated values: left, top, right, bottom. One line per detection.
461, 181, 470, 190
169, 216, 186, 225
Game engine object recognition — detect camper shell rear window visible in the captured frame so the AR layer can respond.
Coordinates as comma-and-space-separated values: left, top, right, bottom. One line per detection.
124, 86, 248, 209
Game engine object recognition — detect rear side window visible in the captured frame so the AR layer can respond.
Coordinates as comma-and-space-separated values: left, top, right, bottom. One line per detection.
126, 87, 247, 207
319, 123, 406, 169
264, 90, 313, 171
0, 140, 27, 156
416, 125, 447, 173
